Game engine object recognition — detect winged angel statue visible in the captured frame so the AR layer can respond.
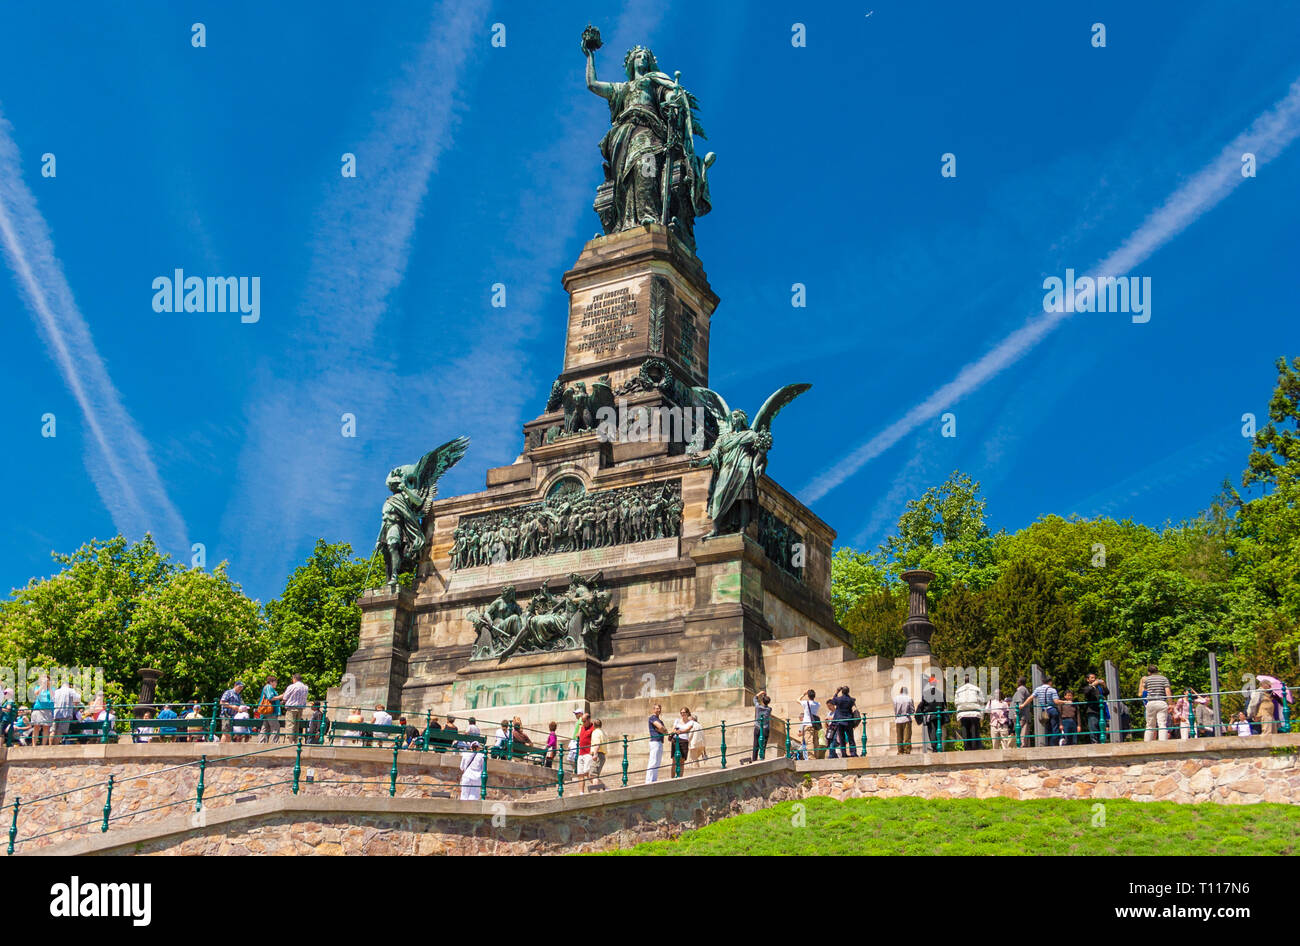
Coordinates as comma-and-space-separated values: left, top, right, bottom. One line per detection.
687, 385, 810, 538
374, 436, 470, 589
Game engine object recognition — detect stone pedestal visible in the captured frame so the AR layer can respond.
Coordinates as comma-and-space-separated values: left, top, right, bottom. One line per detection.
338, 227, 848, 772
329, 587, 416, 713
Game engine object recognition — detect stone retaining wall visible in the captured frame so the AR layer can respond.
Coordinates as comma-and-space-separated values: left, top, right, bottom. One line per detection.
0, 743, 553, 852
13, 735, 1299, 855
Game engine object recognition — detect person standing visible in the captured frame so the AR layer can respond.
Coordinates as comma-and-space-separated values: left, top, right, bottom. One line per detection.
1011, 676, 1032, 747
30, 675, 54, 746
916, 677, 943, 752
307, 702, 324, 744
1082, 673, 1109, 743
1031, 676, 1061, 747
1137, 664, 1171, 741
893, 686, 915, 755
688, 713, 707, 766
544, 721, 558, 767
459, 742, 485, 800
52, 675, 81, 744
987, 690, 1012, 749
256, 675, 282, 744
577, 712, 595, 785
1056, 689, 1079, 746
586, 718, 607, 792
955, 674, 984, 750
1246, 681, 1276, 735
568, 707, 584, 769
218, 686, 244, 743
281, 673, 309, 741
827, 686, 859, 758
799, 689, 823, 759
646, 704, 667, 783
750, 693, 772, 762
672, 707, 693, 775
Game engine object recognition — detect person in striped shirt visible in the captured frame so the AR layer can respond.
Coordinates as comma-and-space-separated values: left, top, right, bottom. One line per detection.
1137, 664, 1172, 742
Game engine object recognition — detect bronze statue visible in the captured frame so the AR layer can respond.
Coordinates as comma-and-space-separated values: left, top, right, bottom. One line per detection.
688, 385, 810, 538
468, 572, 615, 661
372, 436, 470, 588
582, 25, 715, 251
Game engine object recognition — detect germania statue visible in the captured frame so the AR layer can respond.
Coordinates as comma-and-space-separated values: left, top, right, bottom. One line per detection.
582, 25, 715, 251
688, 385, 811, 538
372, 436, 470, 589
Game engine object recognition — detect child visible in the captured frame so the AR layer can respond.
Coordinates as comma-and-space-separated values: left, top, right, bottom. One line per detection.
234, 705, 254, 742
1233, 711, 1253, 737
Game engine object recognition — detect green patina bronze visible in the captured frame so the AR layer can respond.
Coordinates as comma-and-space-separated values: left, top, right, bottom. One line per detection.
465, 571, 616, 661
582, 24, 715, 252
372, 436, 470, 589
687, 384, 811, 538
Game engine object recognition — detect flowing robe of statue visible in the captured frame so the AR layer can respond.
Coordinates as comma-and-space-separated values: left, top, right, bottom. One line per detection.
601, 76, 671, 230
585, 40, 713, 246
702, 426, 765, 531
381, 483, 427, 572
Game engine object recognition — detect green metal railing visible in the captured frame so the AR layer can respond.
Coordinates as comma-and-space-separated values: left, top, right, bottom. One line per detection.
3, 683, 1293, 854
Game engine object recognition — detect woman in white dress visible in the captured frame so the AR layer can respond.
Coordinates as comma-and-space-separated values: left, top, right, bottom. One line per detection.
459, 742, 485, 800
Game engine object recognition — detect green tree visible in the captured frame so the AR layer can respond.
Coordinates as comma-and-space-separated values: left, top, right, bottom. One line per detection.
840, 588, 907, 660
255, 540, 371, 698
829, 547, 890, 623
0, 535, 265, 704
879, 470, 1000, 595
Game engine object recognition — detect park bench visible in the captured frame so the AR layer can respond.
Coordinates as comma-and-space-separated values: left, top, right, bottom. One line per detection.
63, 719, 112, 743
328, 721, 405, 747
491, 741, 549, 764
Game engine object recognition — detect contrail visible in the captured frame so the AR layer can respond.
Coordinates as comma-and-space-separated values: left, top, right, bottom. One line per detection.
222, 0, 489, 577
801, 77, 1300, 505
0, 106, 189, 552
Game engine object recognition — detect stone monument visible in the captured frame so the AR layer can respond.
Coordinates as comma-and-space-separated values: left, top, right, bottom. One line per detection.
333, 29, 851, 766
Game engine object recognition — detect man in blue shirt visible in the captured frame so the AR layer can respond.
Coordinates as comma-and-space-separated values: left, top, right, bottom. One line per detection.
156, 704, 178, 741
219, 681, 244, 744
645, 704, 667, 784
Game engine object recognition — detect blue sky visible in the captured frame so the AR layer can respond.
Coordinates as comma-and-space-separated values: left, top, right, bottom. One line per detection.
1, 1, 1298, 604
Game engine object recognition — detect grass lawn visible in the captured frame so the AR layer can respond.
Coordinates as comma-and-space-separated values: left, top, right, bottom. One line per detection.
595, 795, 1300, 855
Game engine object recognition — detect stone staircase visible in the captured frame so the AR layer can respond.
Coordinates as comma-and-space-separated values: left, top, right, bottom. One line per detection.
761, 635, 912, 754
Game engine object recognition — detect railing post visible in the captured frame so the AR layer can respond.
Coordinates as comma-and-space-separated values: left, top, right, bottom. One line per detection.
720, 721, 727, 768
1282, 688, 1293, 735
784, 718, 792, 759
101, 775, 114, 832
1014, 704, 1021, 748
557, 743, 565, 798
479, 747, 488, 800
102, 703, 112, 744
861, 713, 868, 755
195, 755, 207, 812
390, 740, 399, 797
293, 741, 302, 794
6, 797, 18, 855
422, 711, 432, 751
621, 734, 629, 787
936, 709, 944, 752
672, 734, 681, 777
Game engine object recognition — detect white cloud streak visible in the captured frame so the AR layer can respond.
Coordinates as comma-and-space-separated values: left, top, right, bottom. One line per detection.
801, 77, 1300, 505
0, 106, 188, 552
